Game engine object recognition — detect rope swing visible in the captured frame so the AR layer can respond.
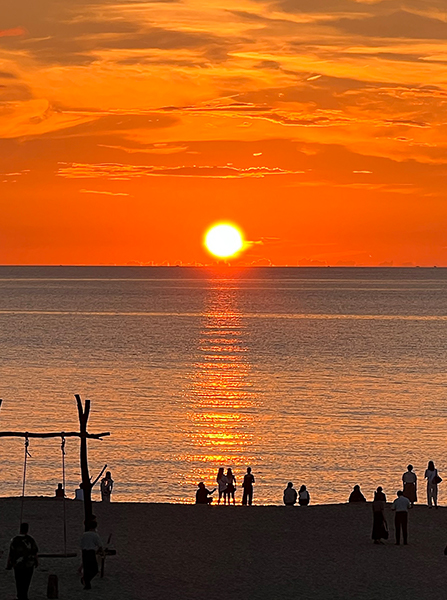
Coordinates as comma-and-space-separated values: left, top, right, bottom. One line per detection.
19, 434, 76, 557
61, 435, 67, 556
20, 435, 31, 525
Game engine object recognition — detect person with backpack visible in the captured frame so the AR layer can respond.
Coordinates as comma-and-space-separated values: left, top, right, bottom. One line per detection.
7, 522, 39, 600
425, 461, 441, 508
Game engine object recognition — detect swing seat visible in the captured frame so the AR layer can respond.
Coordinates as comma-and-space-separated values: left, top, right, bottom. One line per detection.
39, 552, 78, 558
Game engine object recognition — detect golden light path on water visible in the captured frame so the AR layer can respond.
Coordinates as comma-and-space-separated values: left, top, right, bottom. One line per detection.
178, 280, 261, 500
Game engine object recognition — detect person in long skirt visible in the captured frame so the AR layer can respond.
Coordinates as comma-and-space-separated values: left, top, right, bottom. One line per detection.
402, 465, 417, 505
372, 487, 388, 544
216, 467, 228, 505
425, 461, 439, 508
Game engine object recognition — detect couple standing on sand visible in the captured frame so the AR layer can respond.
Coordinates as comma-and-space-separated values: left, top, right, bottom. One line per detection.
401, 461, 441, 508
216, 467, 255, 505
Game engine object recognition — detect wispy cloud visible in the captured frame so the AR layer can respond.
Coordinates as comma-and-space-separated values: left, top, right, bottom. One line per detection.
59, 162, 305, 179
79, 188, 129, 196
0, 28, 26, 38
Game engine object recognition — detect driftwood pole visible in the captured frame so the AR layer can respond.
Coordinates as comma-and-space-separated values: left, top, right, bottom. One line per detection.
75, 394, 94, 528
0, 395, 109, 531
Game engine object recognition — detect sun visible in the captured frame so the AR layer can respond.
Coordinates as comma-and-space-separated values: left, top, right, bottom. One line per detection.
204, 223, 244, 258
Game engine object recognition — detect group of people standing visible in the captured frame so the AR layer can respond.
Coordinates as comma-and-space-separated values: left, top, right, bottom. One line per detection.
348, 461, 442, 546
197, 467, 256, 505
196, 467, 311, 506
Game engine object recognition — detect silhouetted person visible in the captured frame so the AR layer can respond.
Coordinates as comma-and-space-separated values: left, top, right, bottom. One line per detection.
242, 467, 255, 505
196, 482, 215, 504
348, 485, 366, 503
392, 490, 411, 545
100, 471, 114, 502
283, 482, 297, 506
7, 522, 38, 600
81, 520, 103, 590
75, 482, 84, 500
425, 461, 440, 508
216, 467, 228, 505
55, 483, 65, 498
372, 487, 388, 544
298, 485, 310, 506
226, 468, 236, 505
402, 464, 417, 505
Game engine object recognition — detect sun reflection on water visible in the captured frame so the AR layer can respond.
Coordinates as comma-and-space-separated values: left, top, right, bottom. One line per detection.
178, 279, 260, 500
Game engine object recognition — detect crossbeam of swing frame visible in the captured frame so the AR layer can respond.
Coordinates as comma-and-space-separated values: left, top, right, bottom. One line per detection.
0, 431, 109, 439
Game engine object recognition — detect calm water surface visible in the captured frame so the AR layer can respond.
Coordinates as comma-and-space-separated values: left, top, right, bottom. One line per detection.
0, 267, 446, 505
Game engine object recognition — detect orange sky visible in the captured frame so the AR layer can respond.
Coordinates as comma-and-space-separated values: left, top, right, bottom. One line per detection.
1, 0, 447, 266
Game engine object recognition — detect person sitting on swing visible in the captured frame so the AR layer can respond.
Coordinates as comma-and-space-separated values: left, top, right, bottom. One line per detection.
81, 520, 104, 590
55, 483, 65, 498
100, 471, 114, 502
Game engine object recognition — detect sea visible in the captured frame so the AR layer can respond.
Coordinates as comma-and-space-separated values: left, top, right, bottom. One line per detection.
0, 266, 446, 505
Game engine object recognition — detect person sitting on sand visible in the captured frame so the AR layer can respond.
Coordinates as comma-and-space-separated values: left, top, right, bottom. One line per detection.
216, 468, 228, 505
81, 520, 104, 590
75, 483, 84, 501
298, 485, 310, 506
402, 465, 417, 505
348, 485, 366, 503
100, 471, 114, 502
226, 468, 236, 505
55, 483, 65, 498
283, 482, 298, 506
196, 482, 216, 504
372, 487, 388, 544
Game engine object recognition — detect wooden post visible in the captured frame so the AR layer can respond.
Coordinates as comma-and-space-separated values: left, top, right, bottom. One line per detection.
0, 395, 109, 535
75, 394, 93, 528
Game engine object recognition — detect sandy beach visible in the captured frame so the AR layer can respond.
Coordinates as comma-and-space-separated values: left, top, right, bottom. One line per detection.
0, 497, 446, 600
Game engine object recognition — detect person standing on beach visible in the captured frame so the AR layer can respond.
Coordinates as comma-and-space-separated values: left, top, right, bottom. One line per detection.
55, 482, 65, 498
81, 520, 103, 590
298, 485, 310, 506
402, 465, 417, 506
283, 482, 298, 506
226, 468, 236, 505
100, 471, 114, 502
392, 490, 411, 545
372, 487, 388, 544
7, 523, 39, 600
425, 461, 440, 508
242, 467, 255, 505
216, 468, 228, 505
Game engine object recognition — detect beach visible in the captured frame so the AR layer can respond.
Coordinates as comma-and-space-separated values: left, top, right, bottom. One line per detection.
1, 497, 446, 600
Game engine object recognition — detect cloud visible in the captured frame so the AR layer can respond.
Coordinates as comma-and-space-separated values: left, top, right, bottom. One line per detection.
79, 188, 129, 195
58, 162, 305, 179
334, 10, 447, 39
0, 28, 26, 38
97, 143, 188, 154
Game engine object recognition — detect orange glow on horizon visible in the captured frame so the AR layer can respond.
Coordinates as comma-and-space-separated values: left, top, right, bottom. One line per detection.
1, 0, 446, 265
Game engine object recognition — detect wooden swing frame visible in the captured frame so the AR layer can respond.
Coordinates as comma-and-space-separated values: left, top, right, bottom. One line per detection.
0, 394, 110, 557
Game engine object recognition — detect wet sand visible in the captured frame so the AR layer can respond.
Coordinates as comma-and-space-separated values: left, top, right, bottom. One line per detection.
0, 497, 446, 600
